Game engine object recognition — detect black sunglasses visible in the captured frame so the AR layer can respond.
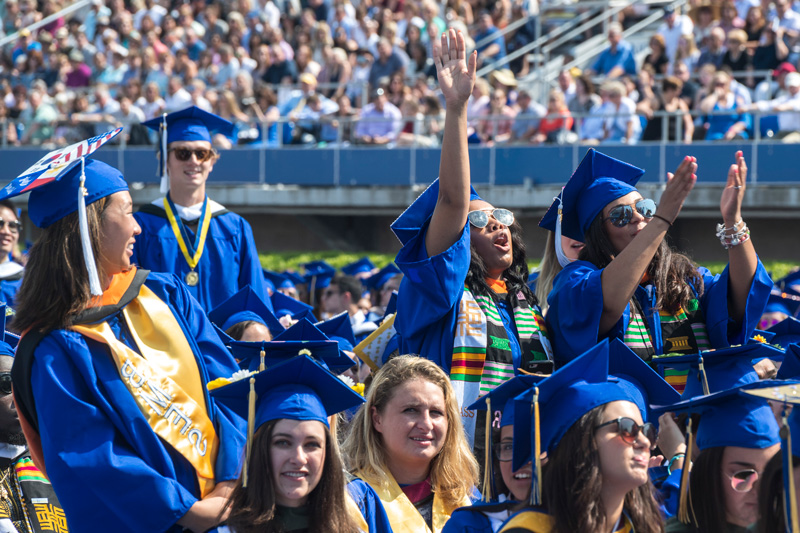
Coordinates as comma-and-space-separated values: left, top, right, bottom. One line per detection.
0, 373, 11, 395
0, 219, 21, 233
467, 208, 515, 229
169, 147, 216, 163
595, 417, 657, 449
604, 199, 657, 228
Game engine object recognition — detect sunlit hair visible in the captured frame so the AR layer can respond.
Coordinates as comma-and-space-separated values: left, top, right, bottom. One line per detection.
535, 232, 563, 313
13, 197, 110, 333
225, 420, 360, 533
543, 404, 664, 533
579, 211, 702, 313
342, 355, 478, 509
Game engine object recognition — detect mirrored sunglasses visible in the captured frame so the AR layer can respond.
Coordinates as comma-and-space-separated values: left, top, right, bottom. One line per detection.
595, 417, 658, 449
0, 373, 11, 395
169, 147, 216, 162
467, 208, 515, 229
604, 199, 657, 228
727, 469, 759, 493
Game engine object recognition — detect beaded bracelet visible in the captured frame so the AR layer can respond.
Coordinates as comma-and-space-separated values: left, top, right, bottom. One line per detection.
716, 220, 750, 249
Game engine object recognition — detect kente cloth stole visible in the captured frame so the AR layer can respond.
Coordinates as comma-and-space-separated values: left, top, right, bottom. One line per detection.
71, 284, 219, 497
15, 456, 68, 533
357, 471, 468, 533
450, 286, 550, 446
623, 297, 710, 394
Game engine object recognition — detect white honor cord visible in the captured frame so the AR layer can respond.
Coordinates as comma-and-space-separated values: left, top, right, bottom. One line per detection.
554, 194, 575, 268
159, 113, 170, 194
78, 157, 103, 296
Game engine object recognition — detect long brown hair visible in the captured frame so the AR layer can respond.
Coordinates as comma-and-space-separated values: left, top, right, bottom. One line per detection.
12, 197, 110, 333
225, 420, 360, 533
757, 450, 794, 533
579, 213, 702, 313
543, 404, 664, 533
681, 446, 728, 533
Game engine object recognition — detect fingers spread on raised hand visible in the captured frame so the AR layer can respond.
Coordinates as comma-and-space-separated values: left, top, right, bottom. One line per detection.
441, 31, 449, 61
457, 30, 466, 60
467, 50, 477, 78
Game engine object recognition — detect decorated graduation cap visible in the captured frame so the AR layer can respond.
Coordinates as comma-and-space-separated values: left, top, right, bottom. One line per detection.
608, 339, 680, 424
209, 354, 364, 486
390, 178, 483, 246
365, 263, 402, 291
539, 149, 645, 267
271, 290, 316, 323
769, 317, 800, 349
511, 339, 640, 505
230, 317, 354, 373
467, 374, 546, 502
142, 106, 233, 193
658, 381, 784, 525
0, 129, 124, 296
263, 269, 296, 293
341, 257, 376, 278
652, 342, 784, 399
207, 285, 283, 336
315, 311, 356, 353
353, 292, 398, 370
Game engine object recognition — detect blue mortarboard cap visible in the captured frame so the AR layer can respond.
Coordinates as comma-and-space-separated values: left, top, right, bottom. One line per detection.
383, 291, 398, 320
342, 257, 376, 277
365, 263, 402, 290
777, 270, 800, 292
271, 290, 316, 322
539, 149, 645, 242
608, 339, 680, 424
207, 285, 283, 336
315, 312, 356, 353
468, 374, 546, 428
749, 330, 777, 344
262, 276, 275, 295
765, 288, 800, 317
282, 270, 307, 286
778, 343, 800, 379
658, 381, 782, 450
511, 339, 640, 470
142, 106, 233, 144
653, 342, 785, 399
210, 355, 364, 430
768, 317, 800, 349
391, 178, 483, 246
263, 269, 296, 292
302, 260, 336, 290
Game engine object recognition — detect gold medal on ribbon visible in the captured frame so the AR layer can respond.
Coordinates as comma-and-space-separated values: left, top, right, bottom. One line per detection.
163, 196, 212, 289
185, 270, 199, 286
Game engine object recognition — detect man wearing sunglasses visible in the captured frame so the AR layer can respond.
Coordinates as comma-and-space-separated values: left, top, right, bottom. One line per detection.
0, 200, 23, 309
134, 106, 271, 313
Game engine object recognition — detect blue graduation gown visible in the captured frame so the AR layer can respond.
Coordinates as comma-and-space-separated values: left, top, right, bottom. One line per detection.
0, 278, 21, 308
394, 220, 525, 373
346, 477, 394, 533
132, 202, 270, 313
545, 259, 772, 365
28, 272, 246, 532
442, 499, 519, 533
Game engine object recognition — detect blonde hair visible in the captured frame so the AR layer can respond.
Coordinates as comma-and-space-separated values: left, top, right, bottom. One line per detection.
342, 355, 478, 509
535, 232, 562, 313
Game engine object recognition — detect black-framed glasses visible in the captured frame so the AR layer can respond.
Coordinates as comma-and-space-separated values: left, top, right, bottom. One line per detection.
169, 147, 216, 162
0, 219, 21, 233
726, 469, 759, 493
467, 208, 514, 229
494, 441, 514, 462
0, 373, 12, 395
603, 199, 657, 228
595, 417, 657, 449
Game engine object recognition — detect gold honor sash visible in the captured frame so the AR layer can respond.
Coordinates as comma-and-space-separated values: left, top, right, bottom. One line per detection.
357, 471, 469, 533
163, 196, 213, 285
345, 493, 369, 532
72, 284, 219, 497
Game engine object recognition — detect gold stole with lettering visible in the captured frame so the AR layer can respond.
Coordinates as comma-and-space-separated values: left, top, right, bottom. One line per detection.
356, 471, 469, 533
71, 284, 219, 497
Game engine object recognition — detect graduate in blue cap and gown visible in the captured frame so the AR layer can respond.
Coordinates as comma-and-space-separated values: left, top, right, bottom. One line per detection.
209, 355, 393, 533
342, 257, 377, 281
208, 285, 285, 343
5, 132, 246, 533
543, 148, 772, 381
0, 199, 24, 308
390, 30, 552, 454
132, 106, 269, 313
499, 340, 663, 533
364, 263, 402, 323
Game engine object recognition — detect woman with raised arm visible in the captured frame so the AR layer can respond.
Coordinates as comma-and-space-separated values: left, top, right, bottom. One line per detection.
543, 149, 771, 381
390, 30, 553, 457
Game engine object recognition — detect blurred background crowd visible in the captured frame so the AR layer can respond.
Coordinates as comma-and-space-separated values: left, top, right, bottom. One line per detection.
3, 0, 800, 149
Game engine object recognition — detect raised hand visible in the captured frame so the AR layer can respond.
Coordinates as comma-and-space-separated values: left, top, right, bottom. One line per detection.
720, 150, 746, 225
657, 155, 697, 223
433, 28, 476, 108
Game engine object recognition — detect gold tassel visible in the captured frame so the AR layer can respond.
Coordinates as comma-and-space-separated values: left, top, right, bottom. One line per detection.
784, 411, 800, 533
531, 386, 542, 506
259, 348, 266, 372
482, 396, 493, 502
244, 376, 256, 488
698, 356, 710, 396
678, 417, 693, 524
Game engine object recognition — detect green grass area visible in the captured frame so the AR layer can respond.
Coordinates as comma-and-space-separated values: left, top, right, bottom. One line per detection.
260, 252, 799, 280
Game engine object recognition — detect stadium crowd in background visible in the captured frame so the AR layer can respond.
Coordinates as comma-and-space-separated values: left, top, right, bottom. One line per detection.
2, 0, 800, 148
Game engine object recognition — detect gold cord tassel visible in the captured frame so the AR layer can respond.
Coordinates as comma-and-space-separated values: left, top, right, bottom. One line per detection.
259, 348, 266, 372
481, 397, 493, 502
244, 376, 256, 488
678, 418, 694, 524
784, 411, 800, 533
531, 387, 542, 506
698, 357, 710, 396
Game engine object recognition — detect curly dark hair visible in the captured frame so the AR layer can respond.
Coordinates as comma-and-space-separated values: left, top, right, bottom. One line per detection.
579, 212, 703, 313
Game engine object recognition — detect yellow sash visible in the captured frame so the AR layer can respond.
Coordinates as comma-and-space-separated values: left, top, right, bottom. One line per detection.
498, 509, 633, 533
345, 493, 369, 532
72, 284, 219, 497
162, 196, 213, 270
357, 471, 470, 533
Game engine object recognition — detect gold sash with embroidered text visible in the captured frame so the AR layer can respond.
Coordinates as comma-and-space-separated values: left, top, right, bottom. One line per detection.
72, 284, 219, 497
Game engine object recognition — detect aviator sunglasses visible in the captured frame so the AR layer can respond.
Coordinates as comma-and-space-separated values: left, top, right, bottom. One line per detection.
604, 199, 657, 228
169, 147, 216, 163
726, 469, 759, 493
467, 208, 515, 229
595, 417, 658, 449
